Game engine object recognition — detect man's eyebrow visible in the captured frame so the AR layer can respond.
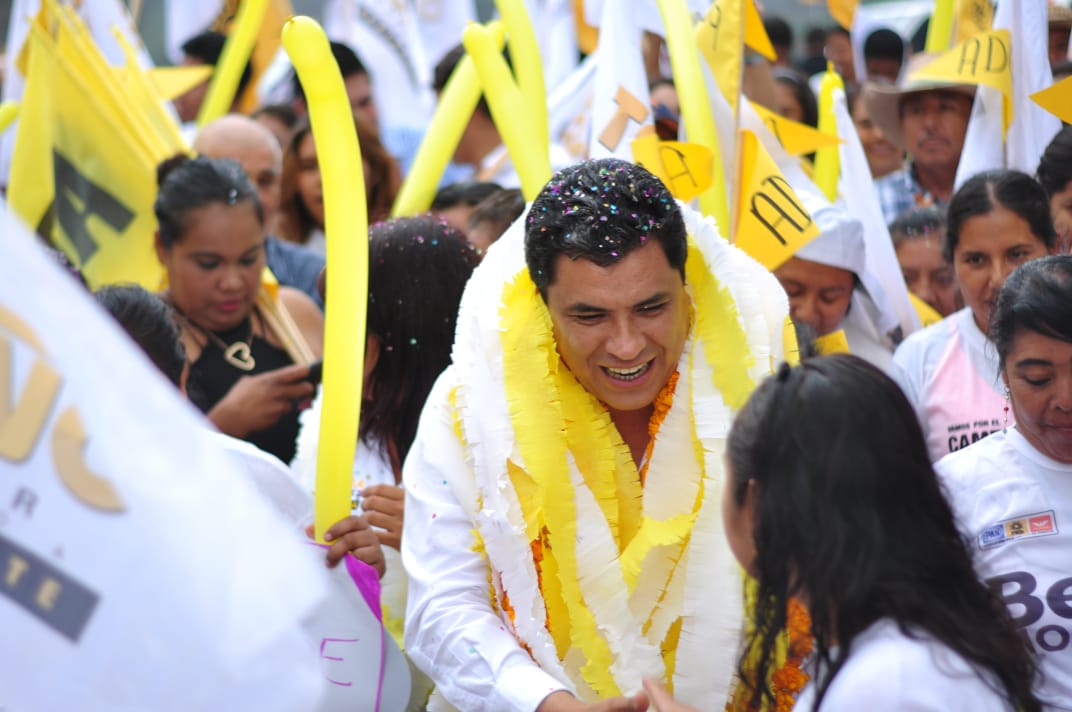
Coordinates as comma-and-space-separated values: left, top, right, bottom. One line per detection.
565, 292, 671, 313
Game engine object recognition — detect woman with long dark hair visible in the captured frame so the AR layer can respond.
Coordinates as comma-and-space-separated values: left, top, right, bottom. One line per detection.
937, 255, 1072, 708
644, 355, 1039, 711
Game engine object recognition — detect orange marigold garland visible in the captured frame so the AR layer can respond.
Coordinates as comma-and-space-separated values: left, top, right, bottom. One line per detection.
726, 597, 813, 712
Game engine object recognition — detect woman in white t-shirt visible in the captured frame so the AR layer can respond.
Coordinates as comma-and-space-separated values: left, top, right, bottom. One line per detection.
291, 217, 478, 664
892, 170, 1057, 461
937, 255, 1072, 710
644, 355, 1040, 711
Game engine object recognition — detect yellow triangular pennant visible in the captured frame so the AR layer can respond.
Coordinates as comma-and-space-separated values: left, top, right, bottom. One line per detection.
697, 0, 744, 109
743, 0, 775, 61
749, 102, 842, 156
144, 65, 215, 101
911, 28, 1012, 135
1031, 75, 1072, 125
827, 0, 858, 31
733, 129, 820, 270
630, 134, 713, 202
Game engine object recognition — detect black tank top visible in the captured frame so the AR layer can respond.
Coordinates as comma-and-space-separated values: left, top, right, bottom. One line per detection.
187, 316, 302, 463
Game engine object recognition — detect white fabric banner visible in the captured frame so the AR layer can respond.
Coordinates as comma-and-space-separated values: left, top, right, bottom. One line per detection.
0, 204, 410, 710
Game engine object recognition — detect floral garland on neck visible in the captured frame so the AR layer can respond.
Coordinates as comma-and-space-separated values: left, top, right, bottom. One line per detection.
726, 597, 814, 712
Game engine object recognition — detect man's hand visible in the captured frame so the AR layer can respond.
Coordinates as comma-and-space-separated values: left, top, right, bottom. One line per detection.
536, 690, 649, 712
361, 483, 405, 550
641, 678, 698, 712
306, 515, 386, 578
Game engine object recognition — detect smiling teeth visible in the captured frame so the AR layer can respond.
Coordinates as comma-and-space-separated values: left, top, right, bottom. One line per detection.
605, 363, 649, 381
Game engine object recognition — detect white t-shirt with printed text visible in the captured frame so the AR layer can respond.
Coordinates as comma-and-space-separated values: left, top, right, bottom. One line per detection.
892, 307, 1009, 461
937, 428, 1072, 710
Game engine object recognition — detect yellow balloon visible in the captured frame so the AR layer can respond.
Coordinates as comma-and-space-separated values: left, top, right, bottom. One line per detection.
391, 22, 505, 217
813, 62, 844, 202
197, 0, 269, 126
494, 0, 549, 155
463, 22, 551, 201
657, 0, 729, 230
283, 16, 368, 543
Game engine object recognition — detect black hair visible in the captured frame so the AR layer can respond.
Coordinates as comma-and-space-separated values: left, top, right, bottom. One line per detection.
431, 181, 504, 211
888, 204, 947, 252
728, 354, 1040, 711
990, 255, 1072, 369
826, 25, 850, 40
292, 40, 367, 103
361, 217, 479, 464
524, 158, 686, 297
95, 284, 186, 387
863, 28, 904, 61
469, 188, 525, 236
944, 169, 1057, 263
180, 30, 253, 95
154, 154, 264, 247
432, 42, 511, 118
1036, 125, 1072, 198
772, 68, 819, 128
763, 16, 793, 51
251, 103, 299, 130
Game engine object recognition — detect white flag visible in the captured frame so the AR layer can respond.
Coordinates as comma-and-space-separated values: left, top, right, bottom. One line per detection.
589, 0, 652, 160
324, 0, 436, 132
955, 0, 1061, 188
0, 205, 328, 709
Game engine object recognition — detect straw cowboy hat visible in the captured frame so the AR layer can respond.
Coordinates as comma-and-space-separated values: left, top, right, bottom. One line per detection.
861, 52, 976, 151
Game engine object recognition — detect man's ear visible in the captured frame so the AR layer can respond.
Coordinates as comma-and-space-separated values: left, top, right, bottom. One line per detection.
153, 231, 168, 265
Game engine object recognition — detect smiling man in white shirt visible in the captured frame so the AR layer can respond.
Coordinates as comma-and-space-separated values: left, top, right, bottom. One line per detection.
401, 158, 791, 711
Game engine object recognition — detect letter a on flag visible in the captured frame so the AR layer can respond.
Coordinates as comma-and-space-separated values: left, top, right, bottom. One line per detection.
733, 129, 819, 270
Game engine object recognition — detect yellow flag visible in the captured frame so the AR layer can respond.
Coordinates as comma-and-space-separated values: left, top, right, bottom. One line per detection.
743, 0, 775, 60
813, 64, 843, 202
630, 134, 713, 202
954, 0, 993, 42
827, 0, 858, 30
908, 292, 943, 328
697, 0, 744, 108
213, 0, 294, 114
733, 129, 820, 270
1031, 76, 1072, 125
782, 316, 801, 366
8, 21, 165, 289
815, 329, 851, 354
749, 102, 841, 156
913, 28, 1012, 135
146, 65, 215, 101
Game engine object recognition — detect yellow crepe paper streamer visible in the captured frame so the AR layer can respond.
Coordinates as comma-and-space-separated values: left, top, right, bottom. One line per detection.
494, 0, 549, 156
464, 23, 552, 201
685, 240, 755, 410
813, 63, 843, 202
658, 0, 729, 229
283, 16, 369, 542
499, 268, 620, 696
0, 101, 18, 134
198, 0, 268, 127
925, 0, 956, 54
495, 233, 760, 695
391, 23, 504, 217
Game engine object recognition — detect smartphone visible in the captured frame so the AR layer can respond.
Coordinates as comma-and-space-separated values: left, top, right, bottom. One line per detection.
305, 360, 323, 385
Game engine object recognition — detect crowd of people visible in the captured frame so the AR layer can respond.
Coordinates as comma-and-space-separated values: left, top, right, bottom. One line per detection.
22, 3, 1072, 711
